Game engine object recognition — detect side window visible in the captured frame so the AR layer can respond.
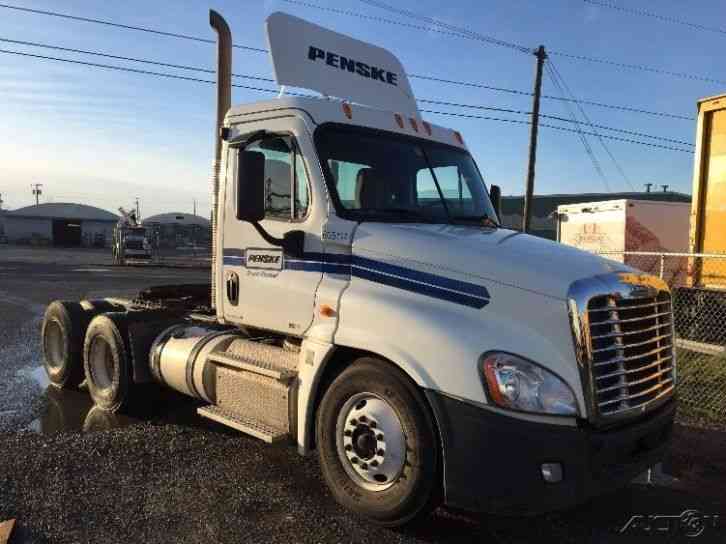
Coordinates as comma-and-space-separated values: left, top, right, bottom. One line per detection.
245, 136, 310, 221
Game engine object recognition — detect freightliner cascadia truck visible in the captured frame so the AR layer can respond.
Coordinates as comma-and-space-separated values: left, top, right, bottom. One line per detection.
39, 11, 676, 526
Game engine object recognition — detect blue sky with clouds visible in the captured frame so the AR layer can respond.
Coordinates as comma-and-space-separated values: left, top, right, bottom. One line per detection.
0, 0, 722, 217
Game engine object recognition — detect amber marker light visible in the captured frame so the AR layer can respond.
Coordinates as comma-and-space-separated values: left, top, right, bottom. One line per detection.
342, 102, 352, 119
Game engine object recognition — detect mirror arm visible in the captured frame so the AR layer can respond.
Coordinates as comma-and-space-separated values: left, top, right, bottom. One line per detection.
249, 221, 304, 258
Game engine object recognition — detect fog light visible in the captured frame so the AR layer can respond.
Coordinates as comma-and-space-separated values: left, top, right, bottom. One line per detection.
541, 463, 563, 483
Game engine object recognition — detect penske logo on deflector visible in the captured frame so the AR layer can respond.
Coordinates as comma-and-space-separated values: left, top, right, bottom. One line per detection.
307, 46, 399, 86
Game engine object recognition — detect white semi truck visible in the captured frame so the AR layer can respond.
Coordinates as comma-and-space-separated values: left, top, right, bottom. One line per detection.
39, 11, 676, 525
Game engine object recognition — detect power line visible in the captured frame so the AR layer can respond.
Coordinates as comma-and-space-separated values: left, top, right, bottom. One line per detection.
0, 48, 279, 94
5, 36, 692, 146
0, 2, 266, 52
419, 109, 693, 154
0, 37, 275, 83
544, 62, 611, 191
0, 47, 694, 155
0, 3, 695, 122
547, 60, 635, 191
357, 0, 531, 53
287, 0, 724, 86
411, 73, 692, 121
549, 50, 726, 86
583, 0, 726, 36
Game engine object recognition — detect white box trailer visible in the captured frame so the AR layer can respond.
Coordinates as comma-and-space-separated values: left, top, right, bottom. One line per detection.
557, 199, 690, 284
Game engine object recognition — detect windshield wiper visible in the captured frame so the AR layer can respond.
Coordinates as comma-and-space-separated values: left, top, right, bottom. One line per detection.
450, 214, 500, 228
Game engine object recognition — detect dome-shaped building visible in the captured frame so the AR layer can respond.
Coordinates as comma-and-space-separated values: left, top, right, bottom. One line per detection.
3, 203, 119, 247
143, 212, 211, 249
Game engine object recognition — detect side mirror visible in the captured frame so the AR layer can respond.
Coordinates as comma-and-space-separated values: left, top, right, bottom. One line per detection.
489, 184, 501, 219
237, 150, 266, 222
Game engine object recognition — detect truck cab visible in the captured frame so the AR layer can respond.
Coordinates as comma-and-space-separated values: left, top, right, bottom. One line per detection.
40, 11, 676, 526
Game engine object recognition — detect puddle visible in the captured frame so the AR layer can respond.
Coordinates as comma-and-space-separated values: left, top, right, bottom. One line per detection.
29, 385, 201, 435
16, 366, 50, 389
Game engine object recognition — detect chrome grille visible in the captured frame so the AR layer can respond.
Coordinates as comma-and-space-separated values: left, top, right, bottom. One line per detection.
587, 292, 675, 417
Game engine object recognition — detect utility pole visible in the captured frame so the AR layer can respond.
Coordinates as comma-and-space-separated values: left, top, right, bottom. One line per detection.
135, 197, 141, 222
0, 192, 4, 211
193, 198, 197, 216
661, 184, 669, 193
644, 183, 653, 193
31, 183, 43, 206
522, 45, 547, 233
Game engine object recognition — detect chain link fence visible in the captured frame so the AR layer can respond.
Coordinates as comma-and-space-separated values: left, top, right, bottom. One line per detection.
599, 251, 726, 428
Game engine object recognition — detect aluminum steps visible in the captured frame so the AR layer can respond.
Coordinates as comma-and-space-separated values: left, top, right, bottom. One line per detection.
199, 338, 300, 443
197, 405, 287, 443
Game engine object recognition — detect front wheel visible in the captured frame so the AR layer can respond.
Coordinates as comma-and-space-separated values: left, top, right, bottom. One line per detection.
316, 357, 441, 527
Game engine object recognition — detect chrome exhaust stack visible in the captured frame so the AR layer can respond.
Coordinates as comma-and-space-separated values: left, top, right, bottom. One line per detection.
209, 10, 232, 310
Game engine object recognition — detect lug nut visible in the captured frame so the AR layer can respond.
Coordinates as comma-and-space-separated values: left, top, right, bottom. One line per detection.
344, 430, 352, 437
350, 419, 357, 426
370, 460, 379, 467
345, 445, 352, 451
351, 457, 358, 464
360, 462, 368, 470
376, 434, 383, 440
377, 449, 385, 456
369, 421, 376, 429
359, 415, 367, 423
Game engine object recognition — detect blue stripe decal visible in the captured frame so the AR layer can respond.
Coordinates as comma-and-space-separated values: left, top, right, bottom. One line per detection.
222, 249, 489, 309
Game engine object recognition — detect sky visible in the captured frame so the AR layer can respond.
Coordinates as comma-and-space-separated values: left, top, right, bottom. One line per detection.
0, 0, 723, 219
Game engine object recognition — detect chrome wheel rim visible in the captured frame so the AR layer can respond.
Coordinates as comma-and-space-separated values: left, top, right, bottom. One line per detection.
335, 392, 406, 491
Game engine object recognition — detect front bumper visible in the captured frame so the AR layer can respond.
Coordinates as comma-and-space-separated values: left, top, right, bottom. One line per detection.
426, 391, 675, 515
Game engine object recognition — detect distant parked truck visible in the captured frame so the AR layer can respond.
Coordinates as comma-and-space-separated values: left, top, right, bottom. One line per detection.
690, 94, 726, 289
556, 199, 691, 283
112, 207, 151, 265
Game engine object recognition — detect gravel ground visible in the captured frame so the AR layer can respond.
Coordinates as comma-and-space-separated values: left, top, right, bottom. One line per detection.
1, 251, 725, 543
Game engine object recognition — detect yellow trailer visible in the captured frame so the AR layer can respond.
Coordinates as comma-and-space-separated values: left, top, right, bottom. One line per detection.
690, 94, 726, 288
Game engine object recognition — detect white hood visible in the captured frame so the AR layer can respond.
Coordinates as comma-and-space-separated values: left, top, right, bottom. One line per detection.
351, 223, 629, 300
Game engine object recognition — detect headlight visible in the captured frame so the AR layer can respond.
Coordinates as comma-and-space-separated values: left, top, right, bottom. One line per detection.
481, 352, 579, 416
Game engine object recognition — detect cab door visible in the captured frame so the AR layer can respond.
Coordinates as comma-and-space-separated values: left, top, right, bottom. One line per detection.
221, 117, 324, 335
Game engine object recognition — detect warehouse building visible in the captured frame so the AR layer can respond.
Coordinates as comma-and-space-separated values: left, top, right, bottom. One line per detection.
144, 212, 211, 249
499, 191, 691, 240
2, 203, 119, 247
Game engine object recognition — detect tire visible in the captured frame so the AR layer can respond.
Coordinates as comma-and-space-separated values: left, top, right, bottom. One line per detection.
83, 313, 131, 413
41, 301, 88, 389
316, 357, 441, 527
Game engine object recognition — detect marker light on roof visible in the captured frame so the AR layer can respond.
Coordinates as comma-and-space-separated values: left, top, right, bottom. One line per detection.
422, 121, 432, 136
409, 118, 419, 132
342, 102, 353, 119
454, 130, 464, 145
394, 113, 404, 128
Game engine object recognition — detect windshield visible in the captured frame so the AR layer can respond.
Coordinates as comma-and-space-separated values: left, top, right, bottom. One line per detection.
315, 125, 498, 225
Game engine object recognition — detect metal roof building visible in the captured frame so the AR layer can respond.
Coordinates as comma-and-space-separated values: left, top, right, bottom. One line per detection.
2, 203, 119, 247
